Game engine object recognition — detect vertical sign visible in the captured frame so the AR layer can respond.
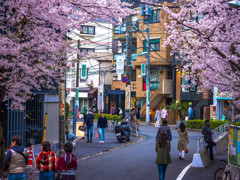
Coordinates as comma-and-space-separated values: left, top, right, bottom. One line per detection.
147, 90, 150, 106
81, 64, 87, 80
141, 63, 146, 76
116, 55, 124, 74
125, 85, 131, 111
76, 87, 79, 108
98, 85, 103, 112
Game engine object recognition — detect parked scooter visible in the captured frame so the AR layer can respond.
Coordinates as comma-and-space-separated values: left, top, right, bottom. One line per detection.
65, 130, 78, 150
115, 121, 130, 143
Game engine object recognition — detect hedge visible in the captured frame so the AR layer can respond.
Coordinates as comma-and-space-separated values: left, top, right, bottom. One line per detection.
187, 120, 228, 130
94, 113, 122, 121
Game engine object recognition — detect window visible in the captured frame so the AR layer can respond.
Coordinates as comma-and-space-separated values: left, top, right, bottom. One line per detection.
144, 10, 160, 23
80, 48, 95, 53
181, 75, 197, 92
131, 70, 136, 81
81, 26, 95, 35
142, 69, 159, 91
143, 39, 160, 52
168, 68, 173, 79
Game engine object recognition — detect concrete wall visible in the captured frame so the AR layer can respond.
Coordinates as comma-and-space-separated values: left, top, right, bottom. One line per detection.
200, 133, 228, 167
44, 95, 59, 143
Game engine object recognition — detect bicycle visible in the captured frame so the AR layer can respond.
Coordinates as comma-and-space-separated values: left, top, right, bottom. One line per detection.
107, 119, 118, 132
214, 160, 231, 180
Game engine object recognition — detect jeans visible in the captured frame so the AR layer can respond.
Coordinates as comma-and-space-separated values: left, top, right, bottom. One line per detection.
157, 164, 168, 180
39, 171, 55, 180
86, 125, 93, 141
206, 139, 216, 160
99, 128, 106, 141
9, 173, 25, 180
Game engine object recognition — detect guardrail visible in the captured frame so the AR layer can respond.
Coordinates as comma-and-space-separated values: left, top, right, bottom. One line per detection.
196, 122, 229, 153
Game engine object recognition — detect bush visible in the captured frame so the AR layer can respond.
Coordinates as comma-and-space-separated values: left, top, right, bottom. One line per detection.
187, 120, 228, 130
94, 113, 122, 121
234, 122, 240, 126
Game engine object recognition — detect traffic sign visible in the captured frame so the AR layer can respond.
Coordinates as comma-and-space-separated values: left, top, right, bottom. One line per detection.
121, 76, 128, 83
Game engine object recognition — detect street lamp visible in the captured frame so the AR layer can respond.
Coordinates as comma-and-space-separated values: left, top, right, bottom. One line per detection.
229, 0, 240, 8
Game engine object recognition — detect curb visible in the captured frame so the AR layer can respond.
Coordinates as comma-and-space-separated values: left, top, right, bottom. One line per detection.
77, 135, 145, 161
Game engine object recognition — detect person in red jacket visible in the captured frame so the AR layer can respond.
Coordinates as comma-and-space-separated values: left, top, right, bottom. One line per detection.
36, 141, 58, 180
58, 143, 77, 180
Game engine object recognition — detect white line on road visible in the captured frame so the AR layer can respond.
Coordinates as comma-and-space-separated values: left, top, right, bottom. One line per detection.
176, 163, 192, 180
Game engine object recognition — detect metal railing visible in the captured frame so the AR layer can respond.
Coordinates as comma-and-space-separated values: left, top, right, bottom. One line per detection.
196, 122, 229, 153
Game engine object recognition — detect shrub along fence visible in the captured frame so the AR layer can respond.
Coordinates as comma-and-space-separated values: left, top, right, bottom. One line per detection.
94, 113, 122, 121
187, 120, 240, 130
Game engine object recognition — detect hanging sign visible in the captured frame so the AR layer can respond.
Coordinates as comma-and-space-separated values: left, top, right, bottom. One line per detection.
116, 55, 124, 74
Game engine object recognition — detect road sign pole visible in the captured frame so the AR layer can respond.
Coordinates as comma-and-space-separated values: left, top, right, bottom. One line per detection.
146, 15, 150, 125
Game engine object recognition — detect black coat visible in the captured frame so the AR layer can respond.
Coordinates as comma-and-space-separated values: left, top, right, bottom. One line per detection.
84, 114, 94, 126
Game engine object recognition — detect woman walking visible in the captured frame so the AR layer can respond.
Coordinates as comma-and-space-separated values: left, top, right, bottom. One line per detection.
58, 143, 77, 180
155, 107, 161, 127
178, 122, 189, 160
36, 141, 58, 180
156, 131, 171, 180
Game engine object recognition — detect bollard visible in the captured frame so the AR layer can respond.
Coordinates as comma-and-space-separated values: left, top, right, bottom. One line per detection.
197, 137, 200, 154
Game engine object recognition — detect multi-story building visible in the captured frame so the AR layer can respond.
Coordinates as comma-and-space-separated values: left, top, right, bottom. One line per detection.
66, 19, 114, 112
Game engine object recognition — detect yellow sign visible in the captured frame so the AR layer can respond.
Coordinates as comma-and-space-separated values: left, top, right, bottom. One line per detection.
76, 122, 85, 137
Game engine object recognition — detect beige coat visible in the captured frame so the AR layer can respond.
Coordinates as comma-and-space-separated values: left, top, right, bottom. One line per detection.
177, 129, 189, 151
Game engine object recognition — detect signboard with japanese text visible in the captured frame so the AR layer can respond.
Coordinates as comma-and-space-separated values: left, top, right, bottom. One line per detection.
125, 85, 131, 111
229, 125, 240, 167
116, 55, 124, 74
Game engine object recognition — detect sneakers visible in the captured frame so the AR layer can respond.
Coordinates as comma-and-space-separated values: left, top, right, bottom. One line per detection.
99, 141, 105, 143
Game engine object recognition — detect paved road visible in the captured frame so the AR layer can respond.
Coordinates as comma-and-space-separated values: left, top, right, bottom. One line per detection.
76, 125, 202, 180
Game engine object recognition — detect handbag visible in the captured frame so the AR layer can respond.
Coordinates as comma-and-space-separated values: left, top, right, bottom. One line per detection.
96, 131, 99, 138
78, 125, 86, 131
186, 148, 189, 153
185, 116, 189, 121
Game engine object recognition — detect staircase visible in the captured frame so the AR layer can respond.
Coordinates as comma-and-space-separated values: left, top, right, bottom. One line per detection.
140, 88, 165, 118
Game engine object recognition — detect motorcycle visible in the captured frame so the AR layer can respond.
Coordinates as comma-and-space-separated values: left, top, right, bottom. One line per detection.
114, 121, 130, 143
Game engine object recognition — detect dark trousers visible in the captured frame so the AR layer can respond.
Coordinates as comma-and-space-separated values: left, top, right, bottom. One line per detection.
86, 125, 93, 141
157, 164, 168, 180
206, 139, 216, 160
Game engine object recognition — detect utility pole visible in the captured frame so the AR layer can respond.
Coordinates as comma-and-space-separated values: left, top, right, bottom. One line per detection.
102, 71, 105, 112
146, 15, 150, 124
73, 40, 80, 135
172, 53, 176, 104
59, 79, 65, 155
125, 15, 133, 121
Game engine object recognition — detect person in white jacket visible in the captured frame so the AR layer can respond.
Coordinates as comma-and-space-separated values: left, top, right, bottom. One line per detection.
155, 107, 161, 127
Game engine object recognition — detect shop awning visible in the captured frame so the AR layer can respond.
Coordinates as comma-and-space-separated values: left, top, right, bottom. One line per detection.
88, 88, 98, 99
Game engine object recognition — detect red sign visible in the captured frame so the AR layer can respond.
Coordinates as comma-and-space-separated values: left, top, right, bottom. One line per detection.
121, 76, 128, 83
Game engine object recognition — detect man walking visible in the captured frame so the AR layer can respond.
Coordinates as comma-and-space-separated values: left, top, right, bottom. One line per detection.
202, 119, 216, 160
161, 106, 168, 121
84, 109, 94, 143
97, 112, 108, 143
156, 120, 172, 142
187, 105, 194, 120
136, 108, 140, 131
3, 135, 28, 180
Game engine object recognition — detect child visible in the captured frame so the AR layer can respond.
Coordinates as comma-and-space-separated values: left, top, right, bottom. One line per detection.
36, 141, 58, 180
58, 143, 77, 180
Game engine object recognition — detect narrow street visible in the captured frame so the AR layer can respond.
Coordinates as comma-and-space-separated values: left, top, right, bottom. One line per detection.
76, 125, 202, 180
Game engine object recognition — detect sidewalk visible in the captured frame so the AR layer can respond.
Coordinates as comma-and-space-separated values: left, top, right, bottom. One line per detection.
74, 123, 141, 159
183, 149, 227, 180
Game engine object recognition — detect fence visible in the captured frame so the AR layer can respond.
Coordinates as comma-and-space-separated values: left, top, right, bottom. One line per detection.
196, 122, 229, 153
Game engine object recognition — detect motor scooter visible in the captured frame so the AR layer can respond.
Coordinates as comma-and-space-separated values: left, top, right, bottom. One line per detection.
65, 130, 78, 150
114, 121, 130, 143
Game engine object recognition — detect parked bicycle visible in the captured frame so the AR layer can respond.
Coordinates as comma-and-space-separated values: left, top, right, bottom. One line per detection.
214, 160, 231, 180
107, 119, 118, 132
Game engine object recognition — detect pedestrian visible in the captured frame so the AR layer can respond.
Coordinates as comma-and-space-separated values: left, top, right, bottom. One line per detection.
177, 122, 189, 160
83, 107, 87, 123
119, 108, 123, 115
202, 119, 216, 160
36, 141, 58, 180
155, 107, 161, 127
130, 108, 135, 123
111, 105, 116, 115
136, 108, 140, 131
3, 135, 28, 180
84, 109, 94, 143
155, 130, 171, 180
161, 106, 168, 121
58, 143, 77, 180
156, 120, 172, 142
97, 112, 108, 143
187, 105, 193, 120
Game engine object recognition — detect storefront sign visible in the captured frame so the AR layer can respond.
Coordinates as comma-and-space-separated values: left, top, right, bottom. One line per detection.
125, 85, 131, 111
116, 55, 124, 74
216, 92, 232, 100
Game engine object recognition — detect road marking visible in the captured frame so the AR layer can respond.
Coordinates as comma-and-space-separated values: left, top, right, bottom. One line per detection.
176, 163, 192, 180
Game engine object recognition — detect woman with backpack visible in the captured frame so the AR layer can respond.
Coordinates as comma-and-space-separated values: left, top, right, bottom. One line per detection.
178, 122, 189, 160
156, 131, 171, 180
36, 141, 58, 180
58, 143, 77, 180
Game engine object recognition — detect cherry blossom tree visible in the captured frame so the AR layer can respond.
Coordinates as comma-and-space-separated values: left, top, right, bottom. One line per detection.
163, 0, 240, 103
0, 0, 133, 110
